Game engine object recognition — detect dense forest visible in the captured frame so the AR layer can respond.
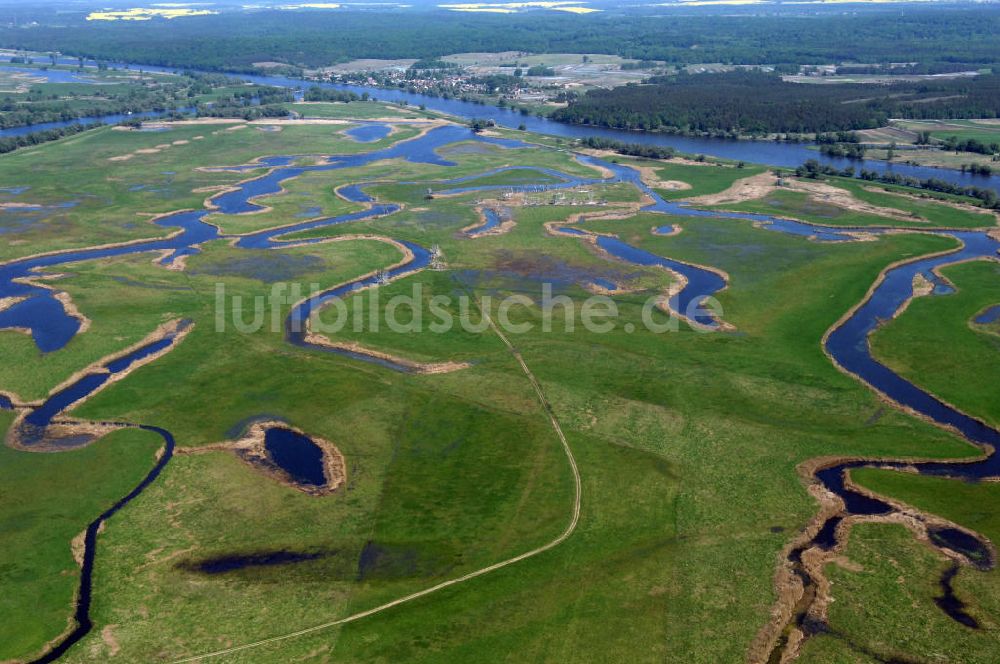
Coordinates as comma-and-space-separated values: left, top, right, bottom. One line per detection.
551, 72, 1000, 135
0, 8, 998, 72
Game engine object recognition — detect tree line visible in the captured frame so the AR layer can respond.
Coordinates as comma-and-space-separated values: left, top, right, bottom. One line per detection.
795, 159, 998, 208
551, 71, 1000, 136
579, 136, 677, 160
1, 9, 998, 73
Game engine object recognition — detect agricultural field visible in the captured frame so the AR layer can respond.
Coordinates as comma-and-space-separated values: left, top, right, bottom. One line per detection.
895, 119, 1000, 147
854, 119, 1000, 170
1, 100, 999, 664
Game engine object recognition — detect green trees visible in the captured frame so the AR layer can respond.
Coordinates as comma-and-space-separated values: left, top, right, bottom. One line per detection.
552, 72, 1000, 136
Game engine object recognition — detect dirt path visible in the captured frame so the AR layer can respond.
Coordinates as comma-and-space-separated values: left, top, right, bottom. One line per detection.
170, 304, 582, 663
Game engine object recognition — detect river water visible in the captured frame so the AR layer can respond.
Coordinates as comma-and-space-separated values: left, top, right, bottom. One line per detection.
1, 53, 998, 195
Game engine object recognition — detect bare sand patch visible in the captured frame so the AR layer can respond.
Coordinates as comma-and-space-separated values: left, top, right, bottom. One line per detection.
54, 291, 91, 334
0, 202, 43, 210
863, 186, 1000, 224
911, 272, 935, 299
682, 172, 777, 205
100, 625, 120, 657
461, 205, 516, 237
651, 224, 682, 237
574, 154, 615, 179
790, 179, 925, 222
163, 253, 190, 272
304, 336, 472, 375
621, 163, 691, 192
684, 172, 942, 224
144, 119, 245, 128
0, 296, 25, 314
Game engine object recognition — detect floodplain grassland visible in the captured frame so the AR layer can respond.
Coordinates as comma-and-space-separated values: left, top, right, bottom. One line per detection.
0, 416, 162, 661
615, 156, 767, 200
291, 101, 429, 120
0, 113, 996, 664
713, 178, 997, 229
0, 112, 423, 262
870, 259, 1000, 428
808, 471, 1000, 664
829, 177, 999, 228
794, 251, 1000, 663
57, 215, 975, 664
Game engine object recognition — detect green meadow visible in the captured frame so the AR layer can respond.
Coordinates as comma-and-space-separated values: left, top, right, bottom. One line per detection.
871, 259, 1000, 427
0, 106, 997, 663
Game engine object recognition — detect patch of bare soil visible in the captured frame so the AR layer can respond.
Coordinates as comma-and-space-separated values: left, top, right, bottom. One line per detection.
651, 224, 682, 237
682, 172, 778, 205
461, 205, 516, 237
620, 163, 691, 192
573, 155, 615, 179
100, 625, 120, 657
54, 291, 91, 334
863, 186, 1000, 224
0, 202, 46, 210
911, 272, 935, 299
306, 335, 471, 375
788, 179, 926, 222
0, 295, 26, 314
191, 185, 231, 194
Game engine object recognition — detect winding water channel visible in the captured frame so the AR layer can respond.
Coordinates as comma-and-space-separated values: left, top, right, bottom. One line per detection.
2, 53, 999, 195
1, 111, 999, 661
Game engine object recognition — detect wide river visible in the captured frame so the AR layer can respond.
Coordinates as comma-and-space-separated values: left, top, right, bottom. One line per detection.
1, 53, 998, 195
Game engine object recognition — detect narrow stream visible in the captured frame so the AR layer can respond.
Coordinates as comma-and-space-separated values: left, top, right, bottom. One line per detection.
29, 424, 176, 664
